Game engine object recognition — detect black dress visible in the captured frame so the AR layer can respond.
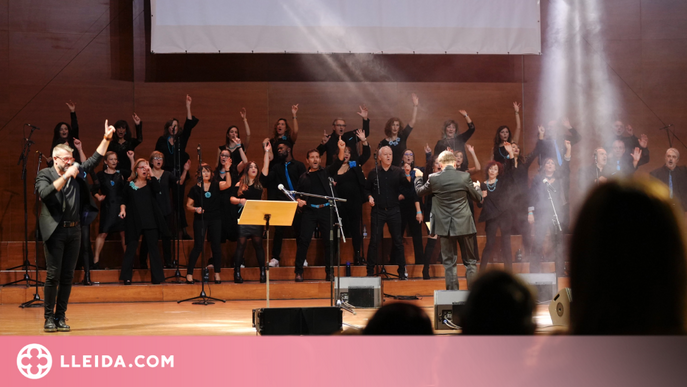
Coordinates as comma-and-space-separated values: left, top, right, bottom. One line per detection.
96, 170, 125, 233
107, 122, 142, 173
434, 122, 476, 170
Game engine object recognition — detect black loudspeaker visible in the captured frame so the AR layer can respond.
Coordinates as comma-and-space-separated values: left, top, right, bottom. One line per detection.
549, 288, 572, 327
252, 307, 343, 335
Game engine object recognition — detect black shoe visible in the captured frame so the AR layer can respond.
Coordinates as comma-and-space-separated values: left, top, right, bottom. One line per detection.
91, 261, 101, 270
123, 279, 132, 285
82, 271, 92, 286
324, 273, 332, 282
397, 270, 407, 280
422, 266, 430, 280
234, 269, 243, 284
259, 267, 266, 283
185, 279, 194, 284
181, 230, 193, 240
54, 317, 70, 332
295, 274, 304, 282
164, 263, 175, 269
44, 318, 57, 333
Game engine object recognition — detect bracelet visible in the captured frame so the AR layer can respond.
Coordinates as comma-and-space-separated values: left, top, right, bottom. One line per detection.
292, 117, 297, 119
528, 212, 533, 215
416, 211, 422, 214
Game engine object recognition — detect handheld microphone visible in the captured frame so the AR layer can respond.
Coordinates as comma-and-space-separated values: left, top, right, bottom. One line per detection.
543, 178, 556, 192
277, 184, 296, 202
25, 124, 40, 130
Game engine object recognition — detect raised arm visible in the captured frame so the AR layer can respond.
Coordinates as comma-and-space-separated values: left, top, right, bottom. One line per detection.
235, 138, 248, 173
219, 158, 232, 190
459, 109, 472, 125
512, 102, 521, 144
73, 139, 87, 163
262, 142, 272, 177
355, 129, 370, 165
290, 104, 299, 142
179, 160, 190, 185
240, 108, 251, 150
357, 105, 370, 137
132, 113, 142, 141
67, 100, 79, 139
467, 144, 481, 172
408, 93, 419, 128
185, 94, 192, 121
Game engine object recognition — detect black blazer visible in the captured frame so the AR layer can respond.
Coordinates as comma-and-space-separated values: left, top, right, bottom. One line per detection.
35, 151, 102, 241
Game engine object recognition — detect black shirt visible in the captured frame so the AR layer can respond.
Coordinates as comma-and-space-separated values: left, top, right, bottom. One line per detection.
365, 165, 410, 209
188, 180, 222, 221
263, 158, 306, 200
378, 124, 413, 166
155, 116, 199, 173
434, 122, 476, 170
62, 177, 80, 222
317, 119, 370, 166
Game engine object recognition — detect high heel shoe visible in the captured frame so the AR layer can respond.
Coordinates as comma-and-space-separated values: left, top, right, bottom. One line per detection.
185, 276, 194, 284
214, 273, 221, 284
259, 267, 266, 283
234, 268, 243, 284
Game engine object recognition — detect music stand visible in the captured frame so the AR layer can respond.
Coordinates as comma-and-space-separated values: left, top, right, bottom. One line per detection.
239, 200, 297, 308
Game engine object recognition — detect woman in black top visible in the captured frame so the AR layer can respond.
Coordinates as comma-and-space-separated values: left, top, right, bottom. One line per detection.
93, 152, 126, 269
217, 137, 248, 185
154, 95, 199, 237
118, 159, 170, 285
267, 104, 300, 163
378, 93, 419, 166
49, 101, 81, 163
108, 113, 143, 173
433, 110, 474, 170
491, 102, 522, 163
232, 160, 266, 283
186, 161, 232, 284
139, 151, 190, 268
478, 161, 513, 272
215, 149, 239, 244
217, 107, 251, 176
334, 129, 370, 266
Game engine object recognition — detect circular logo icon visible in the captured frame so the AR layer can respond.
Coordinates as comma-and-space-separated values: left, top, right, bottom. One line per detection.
17, 344, 52, 380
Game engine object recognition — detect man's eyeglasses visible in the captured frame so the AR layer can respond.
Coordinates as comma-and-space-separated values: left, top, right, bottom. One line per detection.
335, 124, 346, 127
54, 156, 74, 163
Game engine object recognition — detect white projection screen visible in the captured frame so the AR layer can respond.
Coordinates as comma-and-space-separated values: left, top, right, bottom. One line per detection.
151, 0, 541, 55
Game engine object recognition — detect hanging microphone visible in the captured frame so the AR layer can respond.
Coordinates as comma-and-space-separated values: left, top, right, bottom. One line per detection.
658, 124, 673, 130
543, 179, 556, 192
25, 124, 40, 129
277, 184, 296, 202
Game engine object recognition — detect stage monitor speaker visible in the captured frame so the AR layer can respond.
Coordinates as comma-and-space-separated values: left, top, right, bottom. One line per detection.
549, 288, 572, 327
334, 277, 382, 308
517, 273, 557, 303
252, 307, 342, 335
433, 290, 469, 330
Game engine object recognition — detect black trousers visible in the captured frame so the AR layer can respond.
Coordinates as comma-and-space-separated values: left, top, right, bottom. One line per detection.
532, 216, 565, 277
339, 200, 364, 259
480, 216, 512, 272
120, 228, 165, 283
366, 207, 405, 275
511, 210, 533, 258
295, 207, 333, 275
271, 211, 301, 261
186, 218, 223, 275
140, 213, 173, 267
43, 225, 81, 320
391, 203, 424, 265
77, 223, 92, 272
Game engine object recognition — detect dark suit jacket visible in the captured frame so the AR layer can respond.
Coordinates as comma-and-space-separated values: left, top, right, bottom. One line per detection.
35, 151, 103, 241
650, 165, 687, 210
415, 165, 482, 237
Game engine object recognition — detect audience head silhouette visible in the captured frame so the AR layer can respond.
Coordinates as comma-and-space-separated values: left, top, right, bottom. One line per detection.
460, 270, 536, 335
363, 302, 434, 335
570, 179, 687, 335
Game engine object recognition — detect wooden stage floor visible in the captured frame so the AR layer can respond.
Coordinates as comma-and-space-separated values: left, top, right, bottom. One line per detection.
0, 298, 557, 336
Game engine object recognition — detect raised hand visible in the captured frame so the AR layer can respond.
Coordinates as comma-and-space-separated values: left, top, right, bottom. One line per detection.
337, 135, 345, 150
503, 142, 512, 154
631, 147, 642, 162
185, 94, 192, 108
513, 102, 521, 113
458, 110, 468, 118
639, 133, 648, 148
264, 141, 271, 153
132, 113, 141, 125
127, 150, 134, 159
538, 125, 546, 136
291, 104, 299, 117
73, 138, 83, 150
104, 120, 115, 140
223, 157, 232, 170
424, 143, 431, 154
562, 117, 572, 129
357, 105, 369, 120
240, 107, 247, 120
466, 144, 475, 153
232, 136, 242, 146
411, 93, 419, 107
321, 130, 331, 145
355, 128, 366, 142
66, 100, 76, 112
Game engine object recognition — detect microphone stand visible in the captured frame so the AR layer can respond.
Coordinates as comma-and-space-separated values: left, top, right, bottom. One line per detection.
659, 124, 687, 151
545, 180, 563, 280
4, 124, 44, 287
288, 189, 346, 305
327, 177, 346, 307
178, 144, 225, 305
20, 151, 45, 307
166, 132, 184, 283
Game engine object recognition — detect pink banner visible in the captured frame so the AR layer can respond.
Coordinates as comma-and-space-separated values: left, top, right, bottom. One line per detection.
1, 336, 686, 386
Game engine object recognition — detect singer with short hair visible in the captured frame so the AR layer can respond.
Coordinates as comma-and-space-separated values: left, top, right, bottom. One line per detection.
35, 120, 115, 332
650, 148, 687, 211
293, 137, 345, 282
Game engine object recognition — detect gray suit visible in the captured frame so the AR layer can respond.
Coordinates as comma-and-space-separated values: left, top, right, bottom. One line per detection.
415, 165, 482, 290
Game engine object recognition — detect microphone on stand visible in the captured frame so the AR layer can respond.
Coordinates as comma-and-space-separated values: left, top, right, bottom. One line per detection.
25, 124, 40, 130
658, 124, 673, 131
543, 179, 556, 192
277, 184, 296, 202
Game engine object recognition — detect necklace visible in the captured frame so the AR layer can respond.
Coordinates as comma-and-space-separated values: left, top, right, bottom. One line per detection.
486, 178, 498, 192
388, 137, 400, 146
166, 136, 175, 154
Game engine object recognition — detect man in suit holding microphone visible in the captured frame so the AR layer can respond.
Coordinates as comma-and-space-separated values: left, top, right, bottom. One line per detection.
35, 120, 115, 332
414, 150, 482, 290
